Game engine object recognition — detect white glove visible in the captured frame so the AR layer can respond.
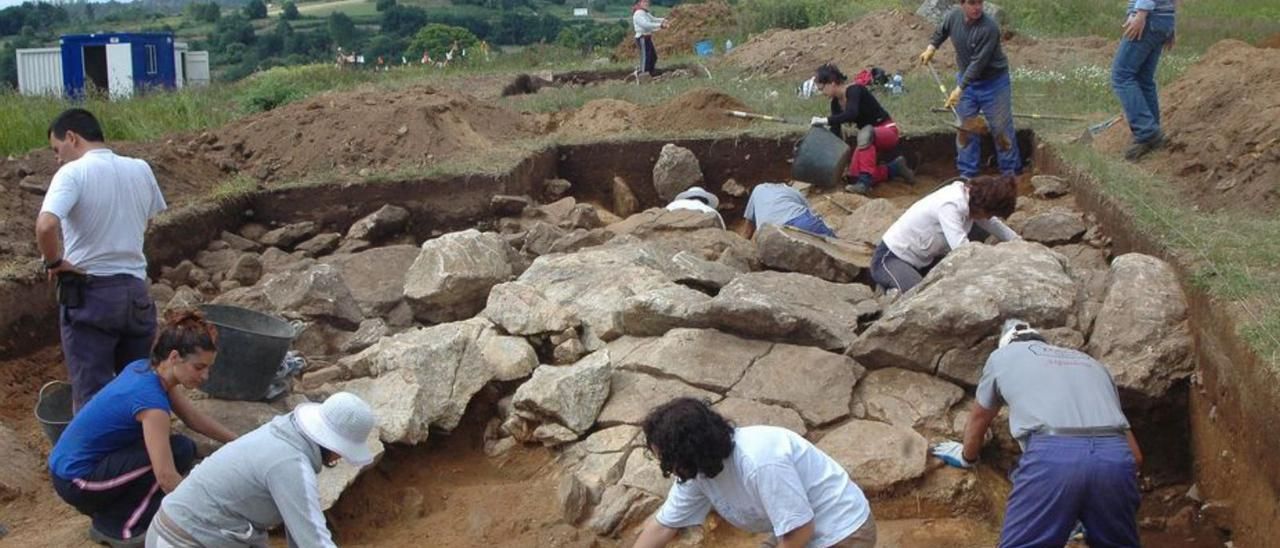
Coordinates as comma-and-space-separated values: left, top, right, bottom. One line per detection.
810, 116, 828, 127
931, 441, 973, 469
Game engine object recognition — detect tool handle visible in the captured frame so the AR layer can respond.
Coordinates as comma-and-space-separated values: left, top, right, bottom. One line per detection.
724, 110, 797, 124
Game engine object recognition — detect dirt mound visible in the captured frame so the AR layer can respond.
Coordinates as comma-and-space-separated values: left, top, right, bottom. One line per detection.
1260, 33, 1280, 49
213, 85, 540, 181
553, 99, 643, 136
613, 0, 736, 62
1095, 40, 1280, 215
724, 9, 1114, 79
643, 87, 750, 132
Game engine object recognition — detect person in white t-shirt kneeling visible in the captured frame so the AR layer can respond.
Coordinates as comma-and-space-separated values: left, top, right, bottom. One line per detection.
665, 187, 725, 229
634, 398, 876, 548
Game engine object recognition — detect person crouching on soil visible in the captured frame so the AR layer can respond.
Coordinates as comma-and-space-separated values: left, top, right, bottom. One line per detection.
741, 182, 837, 239
147, 392, 377, 548
48, 310, 238, 547
810, 63, 916, 195
633, 0, 669, 77
871, 175, 1020, 293
634, 398, 877, 548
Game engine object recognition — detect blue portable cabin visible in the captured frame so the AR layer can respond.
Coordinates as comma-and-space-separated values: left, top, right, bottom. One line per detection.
60, 32, 177, 99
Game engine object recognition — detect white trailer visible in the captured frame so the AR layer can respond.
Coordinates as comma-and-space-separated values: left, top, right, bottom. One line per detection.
15, 47, 63, 97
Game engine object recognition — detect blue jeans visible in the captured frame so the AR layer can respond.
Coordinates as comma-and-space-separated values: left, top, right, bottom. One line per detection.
955, 72, 1021, 177
1000, 435, 1140, 548
784, 210, 836, 237
1111, 14, 1175, 144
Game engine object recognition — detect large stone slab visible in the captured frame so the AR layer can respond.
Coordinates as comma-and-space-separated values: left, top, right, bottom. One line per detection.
712, 398, 807, 435
1020, 208, 1087, 245
1086, 253, 1193, 402
849, 242, 1080, 384
346, 204, 410, 243
850, 368, 964, 432
709, 271, 877, 351
404, 229, 518, 323
261, 263, 364, 329
818, 420, 928, 494
480, 281, 580, 336
837, 198, 902, 245
321, 245, 420, 317
598, 370, 721, 426
652, 144, 703, 201
729, 343, 864, 426
513, 350, 613, 439
613, 329, 772, 392
755, 224, 871, 282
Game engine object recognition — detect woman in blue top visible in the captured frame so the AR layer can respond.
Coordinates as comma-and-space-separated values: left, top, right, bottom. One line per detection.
48, 309, 237, 547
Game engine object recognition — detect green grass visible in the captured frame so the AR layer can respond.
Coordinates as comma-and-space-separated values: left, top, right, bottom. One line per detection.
1004, 0, 1280, 51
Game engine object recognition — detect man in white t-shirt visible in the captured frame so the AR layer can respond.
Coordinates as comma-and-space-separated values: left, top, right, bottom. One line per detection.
634, 398, 876, 548
35, 109, 167, 411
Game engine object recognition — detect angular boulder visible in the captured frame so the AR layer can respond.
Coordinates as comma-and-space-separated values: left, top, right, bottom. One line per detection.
713, 398, 807, 435
1020, 209, 1087, 245
837, 198, 903, 245
817, 420, 928, 494
321, 245, 420, 317
259, 221, 317, 249
652, 144, 703, 201
729, 343, 863, 426
709, 271, 878, 351
346, 204, 410, 242
403, 229, 517, 323
294, 233, 342, 257
850, 368, 964, 432
612, 329, 772, 392
480, 281, 580, 336
228, 254, 263, 286
1031, 175, 1070, 198
1086, 254, 1192, 402
261, 264, 363, 329
755, 224, 871, 282
512, 350, 613, 440
849, 242, 1080, 385
597, 370, 720, 426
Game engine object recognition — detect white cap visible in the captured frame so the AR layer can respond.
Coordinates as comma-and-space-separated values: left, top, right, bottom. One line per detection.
998, 318, 1040, 349
673, 186, 719, 210
296, 392, 376, 466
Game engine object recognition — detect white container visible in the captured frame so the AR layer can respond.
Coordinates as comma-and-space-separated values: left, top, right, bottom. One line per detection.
16, 47, 63, 97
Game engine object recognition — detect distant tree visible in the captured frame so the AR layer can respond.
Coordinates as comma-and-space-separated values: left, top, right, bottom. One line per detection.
85, 2, 94, 22
214, 13, 256, 50
379, 5, 427, 39
409, 23, 478, 60
243, 0, 268, 20
375, 0, 396, 12
281, 1, 300, 20
328, 12, 359, 48
186, 2, 220, 24
365, 34, 407, 60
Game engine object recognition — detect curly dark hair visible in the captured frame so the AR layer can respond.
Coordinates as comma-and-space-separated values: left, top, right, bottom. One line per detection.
814, 63, 848, 86
967, 174, 1017, 219
641, 398, 735, 482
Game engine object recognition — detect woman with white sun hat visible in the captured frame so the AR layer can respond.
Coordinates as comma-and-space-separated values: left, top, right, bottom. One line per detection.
146, 392, 377, 548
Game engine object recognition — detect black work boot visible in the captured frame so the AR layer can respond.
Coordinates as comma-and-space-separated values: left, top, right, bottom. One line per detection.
887, 156, 917, 184
1123, 132, 1166, 162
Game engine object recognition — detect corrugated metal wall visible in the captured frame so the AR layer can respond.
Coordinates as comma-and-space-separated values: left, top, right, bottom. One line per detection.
16, 48, 63, 97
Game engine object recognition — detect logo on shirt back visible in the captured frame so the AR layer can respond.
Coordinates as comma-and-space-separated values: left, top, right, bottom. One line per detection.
1026, 343, 1093, 367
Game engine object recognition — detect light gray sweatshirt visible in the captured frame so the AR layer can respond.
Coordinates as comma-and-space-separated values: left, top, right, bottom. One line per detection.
157, 414, 336, 548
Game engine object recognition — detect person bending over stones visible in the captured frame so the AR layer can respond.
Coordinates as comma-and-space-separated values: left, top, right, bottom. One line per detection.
932, 320, 1143, 547
634, 398, 877, 548
809, 63, 916, 195
870, 175, 1019, 293
665, 186, 726, 229
741, 182, 837, 239
148, 392, 377, 548
48, 310, 237, 547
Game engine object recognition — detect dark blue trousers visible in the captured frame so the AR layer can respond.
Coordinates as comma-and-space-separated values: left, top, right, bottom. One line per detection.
1000, 435, 1140, 548
784, 210, 836, 238
60, 274, 156, 412
637, 35, 658, 76
52, 435, 196, 542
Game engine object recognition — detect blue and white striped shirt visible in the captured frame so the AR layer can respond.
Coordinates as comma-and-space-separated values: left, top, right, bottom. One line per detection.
1128, 0, 1176, 17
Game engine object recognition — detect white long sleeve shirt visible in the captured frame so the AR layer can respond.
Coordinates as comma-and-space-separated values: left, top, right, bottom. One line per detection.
881, 180, 1019, 268
633, 9, 665, 38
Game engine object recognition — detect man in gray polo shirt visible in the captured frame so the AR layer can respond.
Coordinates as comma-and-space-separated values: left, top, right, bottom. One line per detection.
932, 320, 1143, 547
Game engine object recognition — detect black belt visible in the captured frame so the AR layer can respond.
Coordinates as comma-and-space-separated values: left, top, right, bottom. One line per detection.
1036, 426, 1128, 437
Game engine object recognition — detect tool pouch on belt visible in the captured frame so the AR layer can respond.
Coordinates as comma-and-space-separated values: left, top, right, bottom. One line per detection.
56, 272, 86, 309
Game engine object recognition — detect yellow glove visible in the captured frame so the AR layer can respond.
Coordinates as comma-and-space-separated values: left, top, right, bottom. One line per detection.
918, 45, 936, 66
945, 87, 962, 109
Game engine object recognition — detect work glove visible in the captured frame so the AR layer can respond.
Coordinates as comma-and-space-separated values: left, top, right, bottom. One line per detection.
944, 87, 962, 109
810, 116, 829, 127
918, 44, 936, 66
931, 441, 973, 469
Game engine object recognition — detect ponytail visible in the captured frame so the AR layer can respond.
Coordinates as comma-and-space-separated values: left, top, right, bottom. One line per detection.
151, 309, 219, 365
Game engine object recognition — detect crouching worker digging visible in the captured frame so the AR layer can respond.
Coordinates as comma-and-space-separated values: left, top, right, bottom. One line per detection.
932, 320, 1143, 548
48, 311, 238, 547
147, 392, 377, 548
634, 398, 876, 548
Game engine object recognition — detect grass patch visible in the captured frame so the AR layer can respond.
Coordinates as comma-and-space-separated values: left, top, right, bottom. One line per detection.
1056, 143, 1280, 370
1005, 0, 1280, 51
208, 175, 259, 201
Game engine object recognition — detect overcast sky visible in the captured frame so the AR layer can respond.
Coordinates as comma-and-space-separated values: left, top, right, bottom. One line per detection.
0, 0, 117, 9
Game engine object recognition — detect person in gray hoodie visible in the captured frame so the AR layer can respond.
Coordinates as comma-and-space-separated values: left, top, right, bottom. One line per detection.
145, 392, 376, 548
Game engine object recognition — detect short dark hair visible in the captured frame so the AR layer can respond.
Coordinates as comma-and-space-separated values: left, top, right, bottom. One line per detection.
968, 175, 1017, 218
151, 309, 219, 364
814, 63, 847, 86
48, 108, 105, 142
641, 398, 735, 482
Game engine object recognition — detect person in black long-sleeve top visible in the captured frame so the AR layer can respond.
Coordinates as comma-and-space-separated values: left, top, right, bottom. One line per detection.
811, 63, 915, 195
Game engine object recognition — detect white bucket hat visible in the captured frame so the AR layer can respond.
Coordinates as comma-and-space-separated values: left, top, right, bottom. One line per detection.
673, 186, 720, 210
998, 318, 1041, 349
296, 392, 376, 466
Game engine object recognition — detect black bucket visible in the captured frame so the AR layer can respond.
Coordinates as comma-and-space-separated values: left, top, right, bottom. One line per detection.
791, 126, 852, 187
199, 304, 297, 401
35, 381, 73, 445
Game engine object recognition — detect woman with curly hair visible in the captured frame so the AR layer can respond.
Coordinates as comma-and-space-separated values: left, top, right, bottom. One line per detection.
870, 174, 1021, 293
48, 309, 237, 547
634, 398, 876, 548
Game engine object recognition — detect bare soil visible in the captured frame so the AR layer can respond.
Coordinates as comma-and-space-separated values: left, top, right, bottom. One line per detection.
723, 10, 1115, 79
1094, 39, 1280, 215
612, 0, 737, 62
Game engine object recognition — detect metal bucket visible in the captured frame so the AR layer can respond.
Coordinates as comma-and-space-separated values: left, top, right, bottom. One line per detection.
198, 304, 297, 401
791, 126, 852, 188
35, 380, 73, 445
